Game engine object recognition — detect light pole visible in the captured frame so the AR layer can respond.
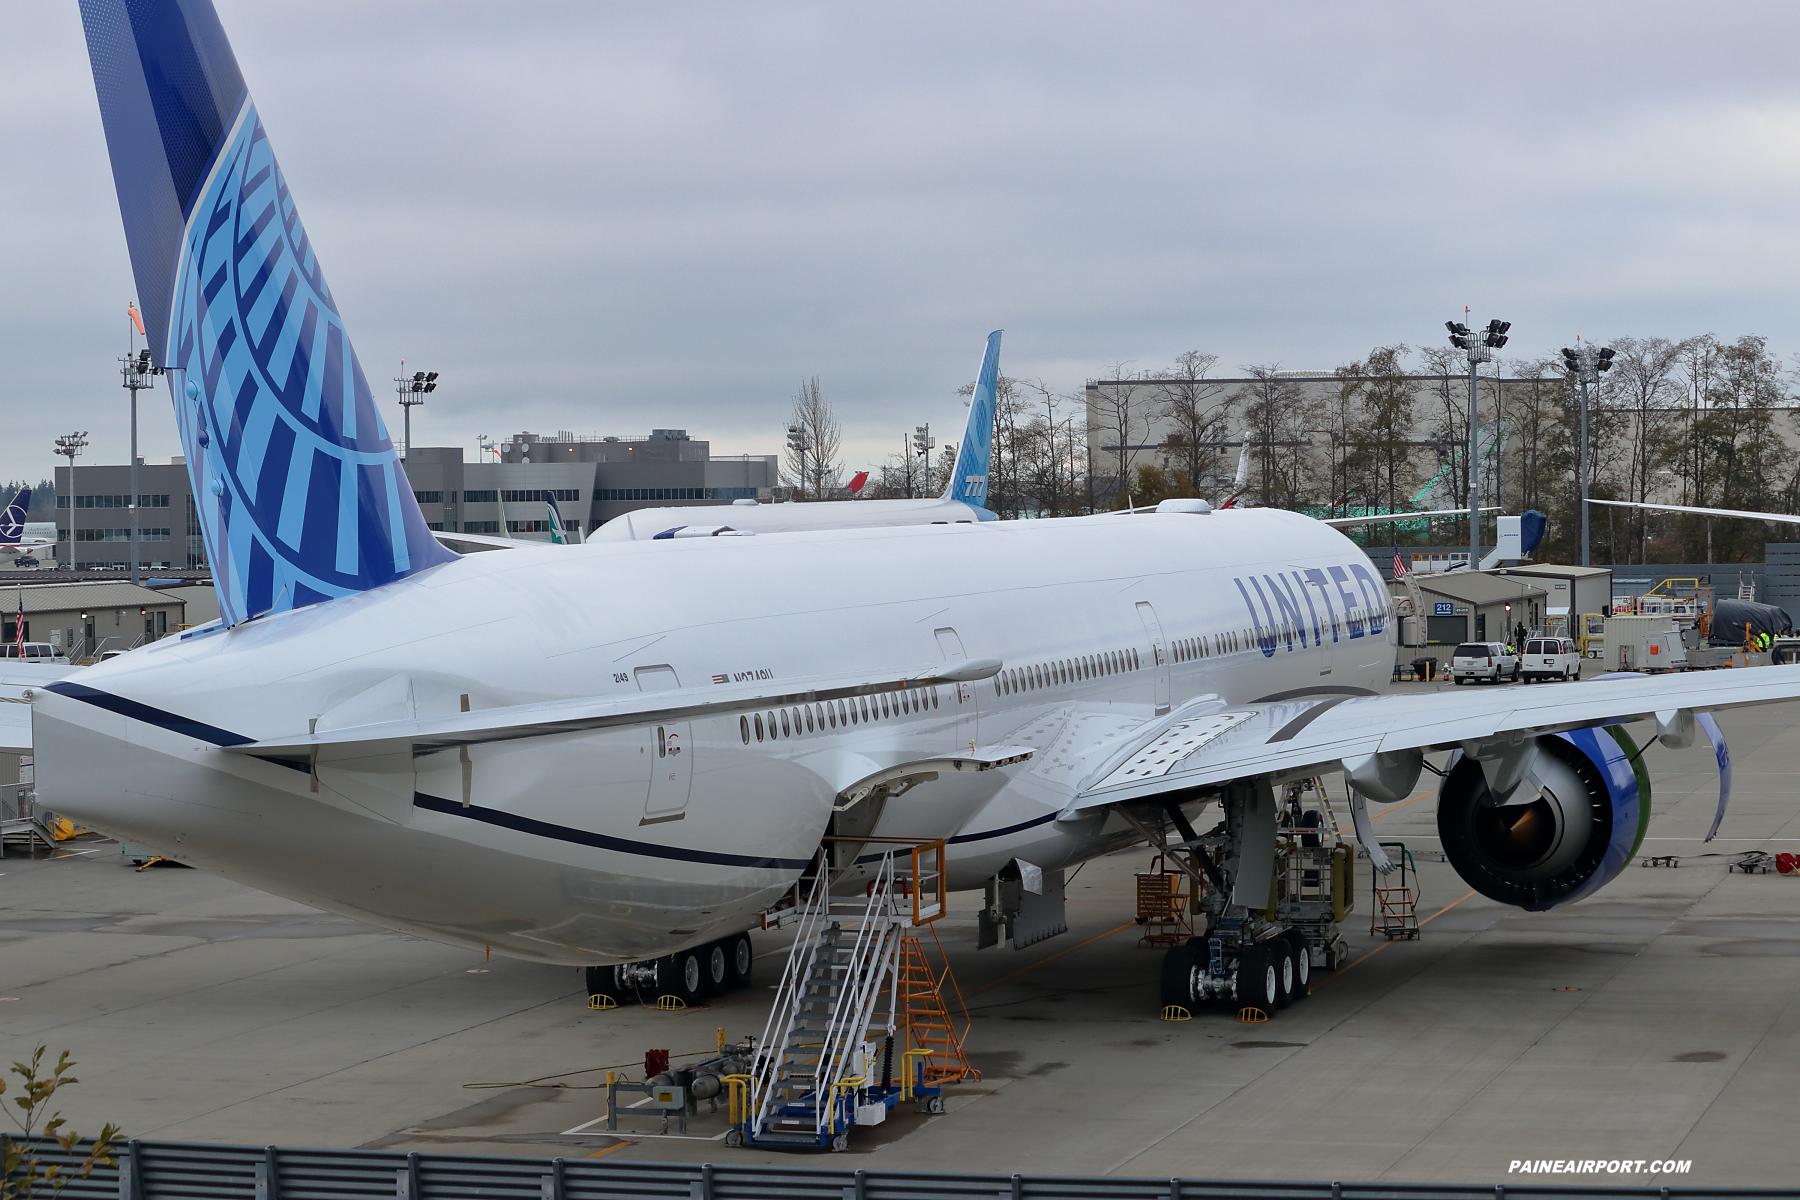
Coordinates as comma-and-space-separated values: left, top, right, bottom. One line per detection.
55, 431, 89, 572
1560, 341, 1615, 567
120, 348, 161, 585
786, 424, 809, 501
393, 367, 438, 465
1445, 316, 1510, 568
913, 424, 935, 496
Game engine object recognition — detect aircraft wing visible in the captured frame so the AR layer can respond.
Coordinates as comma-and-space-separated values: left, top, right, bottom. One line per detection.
432, 530, 541, 552
0, 665, 79, 754
214, 658, 1004, 761
1318, 506, 1502, 528
1588, 498, 1800, 525
1062, 666, 1800, 812
0, 689, 31, 755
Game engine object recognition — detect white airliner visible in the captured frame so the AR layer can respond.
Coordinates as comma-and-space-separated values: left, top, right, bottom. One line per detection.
37, 0, 1790, 1016
588, 331, 1003, 542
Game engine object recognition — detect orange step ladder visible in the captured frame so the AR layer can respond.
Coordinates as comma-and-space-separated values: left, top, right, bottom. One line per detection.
897, 931, 981, 1085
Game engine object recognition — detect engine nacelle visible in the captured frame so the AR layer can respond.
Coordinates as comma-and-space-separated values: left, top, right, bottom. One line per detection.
1437, 727, 1650, 911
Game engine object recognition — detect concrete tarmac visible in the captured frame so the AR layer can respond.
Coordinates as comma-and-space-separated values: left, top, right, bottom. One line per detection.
4, 681, 1799, 1186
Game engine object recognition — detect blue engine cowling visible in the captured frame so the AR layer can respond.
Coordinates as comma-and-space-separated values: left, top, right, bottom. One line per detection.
1437, 726, 1651, 912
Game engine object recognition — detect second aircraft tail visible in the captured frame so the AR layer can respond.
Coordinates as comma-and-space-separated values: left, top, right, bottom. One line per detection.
940, 331, 1002, 509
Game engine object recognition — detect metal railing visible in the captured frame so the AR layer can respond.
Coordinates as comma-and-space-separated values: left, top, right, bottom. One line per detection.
1, 1137, 1760, 1200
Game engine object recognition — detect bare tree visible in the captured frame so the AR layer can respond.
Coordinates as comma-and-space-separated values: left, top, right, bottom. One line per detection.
782, 376, 842, 501
1604, 336, 1691, 562
1148, 351, 1230, 496
1341, 345, 1416, 517
1235, 365, 1315, 508
1087, 362, 1145, 501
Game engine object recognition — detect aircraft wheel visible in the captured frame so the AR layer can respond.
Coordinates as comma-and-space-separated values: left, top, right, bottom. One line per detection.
584, 964, 623, 1004
1236, 945, 1276, 1013
663, 950, 705, 1004
725, 932, 754, 988
704, 942, 730, 994
1283, 931, 1311, 996
1159, 941, 1198, 1007
1272, 942, 1296, 1009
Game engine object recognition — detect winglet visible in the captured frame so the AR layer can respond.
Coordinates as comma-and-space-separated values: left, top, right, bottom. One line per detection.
941, 330, 1001, 508
79, 0, 455, 627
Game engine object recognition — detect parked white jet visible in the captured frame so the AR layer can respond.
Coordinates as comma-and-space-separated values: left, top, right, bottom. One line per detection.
588, 332, 1004, 542
42, 0, 1782, 1016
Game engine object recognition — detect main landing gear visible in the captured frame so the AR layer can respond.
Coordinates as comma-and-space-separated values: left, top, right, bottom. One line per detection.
1154, 777, 1353, 1019
586, 931, 755, 1007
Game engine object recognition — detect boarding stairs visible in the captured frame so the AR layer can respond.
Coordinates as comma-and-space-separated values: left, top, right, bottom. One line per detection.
742, 841, 951, 1150
748, 852, 909, 1148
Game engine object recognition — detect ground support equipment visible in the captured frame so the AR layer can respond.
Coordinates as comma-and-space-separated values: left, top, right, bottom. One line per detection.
1371, 841, 1420, 940
1144, 778, 1356, 1019
728, 841, 950, 1152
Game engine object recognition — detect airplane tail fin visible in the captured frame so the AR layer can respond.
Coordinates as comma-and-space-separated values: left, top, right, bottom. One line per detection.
940, 331, 1002, 508
78, 0, 455, 627
0, 489, 30, 545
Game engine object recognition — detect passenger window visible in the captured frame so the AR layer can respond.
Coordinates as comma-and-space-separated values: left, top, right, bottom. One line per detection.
754, 713, 764, 742
657, 726, 667, 757
932, 688, 939, 709
827, 704, 837, 729
859, 697, 870, 722
839, 700, 850, 726
740, 715, 750, 744
780, 709, 791, 737
805, 706, 815, 732
767, 711, 777, 736
880, 694, 890, 718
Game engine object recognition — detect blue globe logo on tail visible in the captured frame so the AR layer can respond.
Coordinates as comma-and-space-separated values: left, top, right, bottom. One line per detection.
80, 0, 455, 627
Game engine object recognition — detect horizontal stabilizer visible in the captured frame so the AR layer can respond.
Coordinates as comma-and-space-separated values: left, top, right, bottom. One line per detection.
225, 658, 1006, 760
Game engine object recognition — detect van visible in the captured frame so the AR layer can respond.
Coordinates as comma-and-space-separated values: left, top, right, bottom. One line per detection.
1520, 637, 1581, 683
0, 642, 69, 665
1451, 641, 1519, 684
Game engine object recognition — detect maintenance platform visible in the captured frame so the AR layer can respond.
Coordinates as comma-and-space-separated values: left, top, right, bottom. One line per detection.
4, 680, 1799, 1187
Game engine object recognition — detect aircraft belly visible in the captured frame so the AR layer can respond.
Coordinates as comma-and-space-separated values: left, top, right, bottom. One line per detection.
35, 695, 824, 965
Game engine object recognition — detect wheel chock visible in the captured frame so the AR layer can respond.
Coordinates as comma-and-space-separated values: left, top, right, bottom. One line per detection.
656, 994, 688, 1010
587, 994, 618, 1010
1237, 1006, 1269, 1024
1160, 1005, 1192, 1022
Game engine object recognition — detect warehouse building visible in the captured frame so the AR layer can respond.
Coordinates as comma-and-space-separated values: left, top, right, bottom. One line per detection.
0, 580, 186, 660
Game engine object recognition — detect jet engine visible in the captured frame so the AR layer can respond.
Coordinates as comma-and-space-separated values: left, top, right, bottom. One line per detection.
1437, 727, 1650, 912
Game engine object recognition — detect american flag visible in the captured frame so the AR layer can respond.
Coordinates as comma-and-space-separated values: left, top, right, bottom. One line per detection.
1392, 552, 1407, 578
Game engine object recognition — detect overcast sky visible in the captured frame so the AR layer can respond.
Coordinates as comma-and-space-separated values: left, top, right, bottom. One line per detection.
3, 2, 1799, 484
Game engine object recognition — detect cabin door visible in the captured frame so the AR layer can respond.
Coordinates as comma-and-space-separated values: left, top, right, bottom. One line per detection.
1135, 602, 1171, 716
636, 665, 691, 825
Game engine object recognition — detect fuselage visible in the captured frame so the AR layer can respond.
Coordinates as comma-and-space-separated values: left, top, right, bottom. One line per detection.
35, 508, 1394, 964
589, 496, 993, 541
